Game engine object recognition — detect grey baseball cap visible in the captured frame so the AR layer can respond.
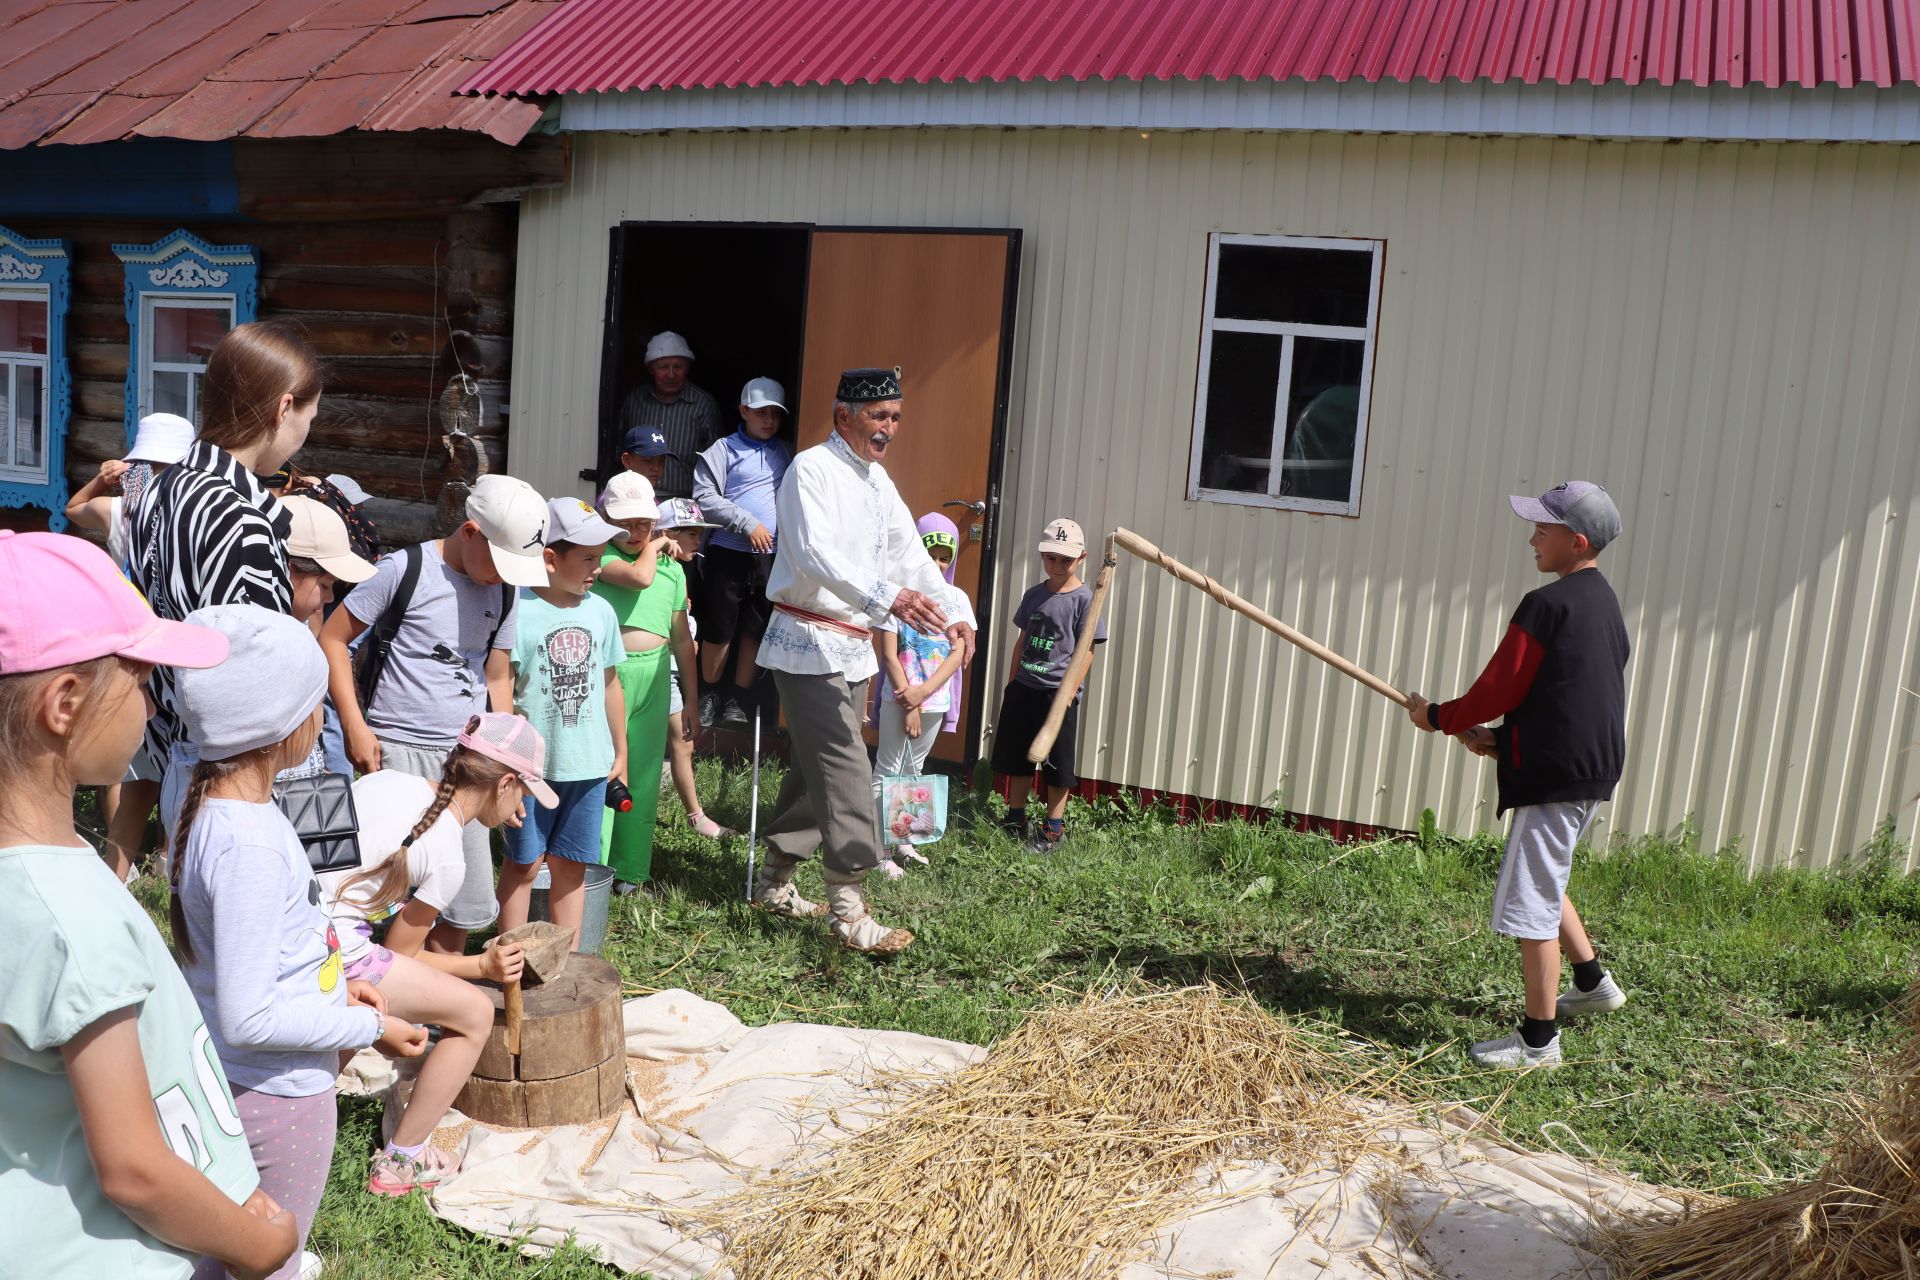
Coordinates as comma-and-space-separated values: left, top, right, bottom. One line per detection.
545, 496, 625, 547
1509, 481, 1622, 552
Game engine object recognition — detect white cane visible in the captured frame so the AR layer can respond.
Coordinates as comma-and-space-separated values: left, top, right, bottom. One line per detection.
745, 705, 762, 903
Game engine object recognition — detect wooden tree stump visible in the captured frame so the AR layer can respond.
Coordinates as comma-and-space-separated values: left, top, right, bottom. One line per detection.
454, 954, 627, 1127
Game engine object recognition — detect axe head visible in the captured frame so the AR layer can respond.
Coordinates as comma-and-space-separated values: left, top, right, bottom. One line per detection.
494, 921, 576, 985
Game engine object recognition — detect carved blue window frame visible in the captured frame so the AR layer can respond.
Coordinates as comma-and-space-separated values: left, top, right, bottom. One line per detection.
0, 225, 73, 530
112, 229, 259, 447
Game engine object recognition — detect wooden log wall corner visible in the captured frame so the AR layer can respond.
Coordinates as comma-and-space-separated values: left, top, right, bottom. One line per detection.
16, 132, 560, 546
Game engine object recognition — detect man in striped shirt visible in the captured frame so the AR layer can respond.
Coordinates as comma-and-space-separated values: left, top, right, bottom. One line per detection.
616, 331, 725, 498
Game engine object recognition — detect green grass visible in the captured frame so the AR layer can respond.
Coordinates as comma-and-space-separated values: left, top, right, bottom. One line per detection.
112, 762, 1920, 1278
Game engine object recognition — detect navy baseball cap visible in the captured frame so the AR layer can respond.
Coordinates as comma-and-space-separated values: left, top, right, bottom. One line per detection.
620, 426, 671, 458
1509, 481, 1623, 552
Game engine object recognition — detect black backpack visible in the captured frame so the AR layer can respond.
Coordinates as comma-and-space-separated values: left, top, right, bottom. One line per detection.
354, 544, 514, 710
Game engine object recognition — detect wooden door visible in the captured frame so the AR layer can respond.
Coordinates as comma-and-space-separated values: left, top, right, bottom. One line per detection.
796, 230, 1017, 764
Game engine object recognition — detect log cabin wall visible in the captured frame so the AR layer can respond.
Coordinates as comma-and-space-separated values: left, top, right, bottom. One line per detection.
4, 131, 564, 545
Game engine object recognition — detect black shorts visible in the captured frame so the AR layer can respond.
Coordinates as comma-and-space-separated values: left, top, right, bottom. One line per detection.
990, 680, 1080, 788
696, 543, 773, 644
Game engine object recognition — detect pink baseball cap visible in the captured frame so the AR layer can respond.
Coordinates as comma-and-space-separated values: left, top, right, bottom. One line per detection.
0, 531, 229, 676
457, 712, 560, 808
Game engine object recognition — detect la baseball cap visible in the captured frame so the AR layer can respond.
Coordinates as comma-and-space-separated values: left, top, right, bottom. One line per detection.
546, 496, 625, 547
1039, 517, 1086, 558
621, 426, 672, 458
0, 531, 229, 675
601, 471, 659, 521
657, 497, 720, 530
126, 412, 195, 466
465, 475, 549, 587
1509, 481, 1623, 552
458, 712, 559, 808
280, 495, 376, 583
739, 377, 787, 411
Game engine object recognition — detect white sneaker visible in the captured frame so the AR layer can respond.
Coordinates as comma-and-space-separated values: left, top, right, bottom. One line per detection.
1468, 1030, 1562, 1071
1557, 973, 1627, 1018
300, 1251, 325, 1280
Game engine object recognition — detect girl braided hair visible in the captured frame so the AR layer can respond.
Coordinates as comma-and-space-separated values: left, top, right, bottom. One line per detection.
168, 757, 245, 965
335, 745, 516, 918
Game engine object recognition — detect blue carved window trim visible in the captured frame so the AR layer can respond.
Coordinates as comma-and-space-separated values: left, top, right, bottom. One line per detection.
0, 225, 72, 530
112, 229, 259, 446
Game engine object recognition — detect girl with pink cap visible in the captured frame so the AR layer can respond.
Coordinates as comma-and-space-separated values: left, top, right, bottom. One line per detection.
0, 531, 297, 1280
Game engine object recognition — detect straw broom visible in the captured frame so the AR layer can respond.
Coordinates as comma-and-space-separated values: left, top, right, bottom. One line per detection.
674, 986, 1421, 1280
1603, 981, 1920, 1280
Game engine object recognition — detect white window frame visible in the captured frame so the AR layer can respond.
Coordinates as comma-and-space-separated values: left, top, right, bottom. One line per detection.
1187, 233, 1384, 516
138, 293, 236, 426
0, 286, 51, 485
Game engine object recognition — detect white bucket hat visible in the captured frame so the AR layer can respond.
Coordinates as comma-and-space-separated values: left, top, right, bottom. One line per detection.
645, 331, 694, 364
126, 412, 195, 465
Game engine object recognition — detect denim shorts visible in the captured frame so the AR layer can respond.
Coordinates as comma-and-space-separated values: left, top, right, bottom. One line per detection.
504, 777, 607, 865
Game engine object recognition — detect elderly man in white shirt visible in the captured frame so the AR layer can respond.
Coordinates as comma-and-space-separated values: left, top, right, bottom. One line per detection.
755, 367, 976, 953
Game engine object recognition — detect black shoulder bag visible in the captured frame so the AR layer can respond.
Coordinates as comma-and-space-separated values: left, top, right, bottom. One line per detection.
274, 774, 363, 874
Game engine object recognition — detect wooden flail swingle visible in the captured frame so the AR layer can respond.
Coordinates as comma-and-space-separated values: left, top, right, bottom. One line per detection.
455, 954, 627, 1128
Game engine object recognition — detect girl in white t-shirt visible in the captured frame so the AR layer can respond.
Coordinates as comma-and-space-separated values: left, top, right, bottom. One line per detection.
319, 712, 560, 1196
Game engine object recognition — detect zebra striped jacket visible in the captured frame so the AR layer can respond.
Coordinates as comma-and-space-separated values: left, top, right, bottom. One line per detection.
127, 439, 292, 763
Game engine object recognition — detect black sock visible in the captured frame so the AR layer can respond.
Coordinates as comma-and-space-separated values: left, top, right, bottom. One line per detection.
1520, 1016, 1558, 1049
1572, 958, 1604, 992
1003, 807, 1027, 831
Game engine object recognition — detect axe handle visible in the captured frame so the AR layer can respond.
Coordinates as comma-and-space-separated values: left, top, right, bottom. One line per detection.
1028, 535, 1117, 763
505, 979, 523, 1056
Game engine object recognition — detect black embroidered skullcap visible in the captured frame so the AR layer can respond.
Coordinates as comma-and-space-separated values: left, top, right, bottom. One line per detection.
836, 367, 902, 404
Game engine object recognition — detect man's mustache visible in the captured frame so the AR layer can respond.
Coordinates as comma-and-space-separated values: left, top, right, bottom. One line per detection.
869, 431, 894, 447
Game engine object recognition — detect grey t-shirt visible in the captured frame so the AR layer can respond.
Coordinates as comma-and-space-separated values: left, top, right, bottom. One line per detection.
343, 541, 518, 746
1012, 580, 1106, 692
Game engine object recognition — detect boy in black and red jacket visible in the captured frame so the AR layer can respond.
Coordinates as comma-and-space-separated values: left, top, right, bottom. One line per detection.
1407, 481, 1630, 1071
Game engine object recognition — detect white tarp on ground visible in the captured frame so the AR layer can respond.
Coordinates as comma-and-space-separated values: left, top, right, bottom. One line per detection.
394, 992, 1682, 1279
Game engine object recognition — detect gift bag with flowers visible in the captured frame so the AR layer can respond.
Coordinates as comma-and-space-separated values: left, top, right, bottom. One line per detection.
875, 774, 948, 846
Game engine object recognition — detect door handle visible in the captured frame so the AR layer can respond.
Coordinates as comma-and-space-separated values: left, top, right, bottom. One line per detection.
943, 499, 986, 515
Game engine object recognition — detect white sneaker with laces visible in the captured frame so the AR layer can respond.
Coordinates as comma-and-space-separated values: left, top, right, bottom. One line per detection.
1556, 973, 1627, 1018
1468, 1030, 1562, 1071
300, 1250, 325, 1280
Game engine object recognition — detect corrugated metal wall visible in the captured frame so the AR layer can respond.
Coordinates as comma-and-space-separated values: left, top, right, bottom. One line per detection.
510, 129, 1920, 869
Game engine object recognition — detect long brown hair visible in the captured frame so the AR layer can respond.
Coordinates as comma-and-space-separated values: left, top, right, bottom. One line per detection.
167, 756, 249, 963
199, 321, 322, 453
336, 746, 517, 918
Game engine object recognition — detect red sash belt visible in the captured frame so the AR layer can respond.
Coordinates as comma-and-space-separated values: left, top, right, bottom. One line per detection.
773, 602, 872, 640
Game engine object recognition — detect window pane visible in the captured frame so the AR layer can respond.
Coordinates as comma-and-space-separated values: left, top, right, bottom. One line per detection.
153, 368, 193, 419
0, 365, 9, 467
0, 297, 48, 356
13, 362, 42, 472
1278, 337, 1365, 503
153, 305, 227, 364
1214, 244, 1373, 328
1197, 330, 1282, 494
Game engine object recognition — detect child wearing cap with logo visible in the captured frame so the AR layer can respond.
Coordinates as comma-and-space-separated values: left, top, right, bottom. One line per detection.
318, 712, 558, 1195
869, 513, 972, 876
692, 376, 794, 728
497, 499, 629, 935
656, 499, 730, 834
169, 604, 430, 1278
1405, 481, 1631, 1072
321, 473, 549, 954
990, 518, 1108, 854
0, 533, 299, 1280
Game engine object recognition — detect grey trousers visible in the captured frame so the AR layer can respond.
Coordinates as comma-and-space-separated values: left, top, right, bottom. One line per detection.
764, 671, 884, 875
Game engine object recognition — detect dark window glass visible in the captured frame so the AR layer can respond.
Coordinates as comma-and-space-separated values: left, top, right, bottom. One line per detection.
1197, 331, 1281, 494
1278, 337, 1365, 502
1214, 244, 1372, 328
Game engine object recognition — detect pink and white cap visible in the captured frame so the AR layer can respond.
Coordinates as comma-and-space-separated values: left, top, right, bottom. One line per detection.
457, 712, 560, 809
0, 530, 229, 676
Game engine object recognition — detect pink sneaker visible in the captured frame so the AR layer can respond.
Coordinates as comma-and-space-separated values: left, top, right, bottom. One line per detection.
875, 857, 906, 880
367, 1145, 456, 1197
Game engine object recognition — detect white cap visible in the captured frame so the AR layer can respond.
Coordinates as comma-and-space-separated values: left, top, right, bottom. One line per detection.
281, 495, 376, 583
325, 474, 370, 505
645, 331, 694, 364
176, 604, 328, 762
600, 471, 659, 521
740, 376, 787, 411
126, 412, 195, 465
465, 475, 550, 587
546, 496, 625, 547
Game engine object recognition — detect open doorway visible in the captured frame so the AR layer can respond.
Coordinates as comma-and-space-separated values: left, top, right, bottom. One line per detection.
593, 222, 810, 487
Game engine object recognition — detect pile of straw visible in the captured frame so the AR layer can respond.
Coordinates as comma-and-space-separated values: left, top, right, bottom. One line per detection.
1604, 984, 1920, 1280
684, 986, 1416, 1279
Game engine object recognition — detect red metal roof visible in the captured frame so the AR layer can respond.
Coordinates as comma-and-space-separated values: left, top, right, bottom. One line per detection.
460, 0, 1920, 95
0, 0, 559, 149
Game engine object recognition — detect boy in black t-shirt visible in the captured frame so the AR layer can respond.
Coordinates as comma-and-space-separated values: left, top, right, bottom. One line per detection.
990, 518, 1108, 853
1406, 482, 1631, 1071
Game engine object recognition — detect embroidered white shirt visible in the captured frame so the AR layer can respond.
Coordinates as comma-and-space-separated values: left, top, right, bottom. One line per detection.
760, 431, 973, 681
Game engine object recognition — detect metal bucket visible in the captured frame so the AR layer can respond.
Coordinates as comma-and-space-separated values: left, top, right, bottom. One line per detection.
528, 862, 617, 955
